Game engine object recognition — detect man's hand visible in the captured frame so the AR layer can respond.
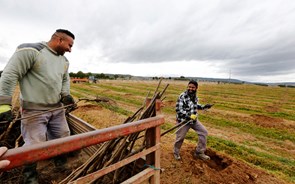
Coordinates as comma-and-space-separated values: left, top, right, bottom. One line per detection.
190, 114, 197, 121
203, 104, 213, 110
61, 95, 75, 105
61, 95, 77, 113
0, 105, 13, 122
0, 147, 10, 169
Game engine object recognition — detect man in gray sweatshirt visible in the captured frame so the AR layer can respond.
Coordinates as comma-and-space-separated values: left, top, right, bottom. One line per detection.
0, 29, 76, 184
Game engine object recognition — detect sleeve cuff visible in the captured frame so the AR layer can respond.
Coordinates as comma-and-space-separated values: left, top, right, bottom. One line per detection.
0, 96, 12, 105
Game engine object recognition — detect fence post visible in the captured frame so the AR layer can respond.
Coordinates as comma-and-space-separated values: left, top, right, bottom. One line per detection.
145, 98, 162, 184
145, 125, 161, 184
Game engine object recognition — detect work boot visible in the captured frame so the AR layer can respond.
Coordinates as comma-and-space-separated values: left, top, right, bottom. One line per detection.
23, 163, 38, 184
194, 152, 210, 160
174, 153, 181, 160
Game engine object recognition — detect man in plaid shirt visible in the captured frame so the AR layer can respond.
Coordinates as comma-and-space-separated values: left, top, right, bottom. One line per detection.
173, 80, 213, 161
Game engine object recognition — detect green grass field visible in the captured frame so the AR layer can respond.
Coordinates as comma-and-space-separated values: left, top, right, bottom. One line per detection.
70, 80, 295, 183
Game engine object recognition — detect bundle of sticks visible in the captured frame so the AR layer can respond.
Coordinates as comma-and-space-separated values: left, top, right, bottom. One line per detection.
0, 110, 23, 149
60, 81, 169, 184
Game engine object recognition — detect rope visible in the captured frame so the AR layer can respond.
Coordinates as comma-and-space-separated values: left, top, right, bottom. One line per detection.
143, 164, 161, 171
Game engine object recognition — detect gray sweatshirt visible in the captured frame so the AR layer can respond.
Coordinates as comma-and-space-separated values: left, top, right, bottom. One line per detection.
0, 42, 70, 110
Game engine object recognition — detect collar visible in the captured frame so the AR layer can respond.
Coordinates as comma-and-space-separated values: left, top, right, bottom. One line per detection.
42, 41, 59, 55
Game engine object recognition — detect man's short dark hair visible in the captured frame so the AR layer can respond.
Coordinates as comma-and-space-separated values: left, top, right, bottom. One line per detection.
188, 80, 198, 87
56, 29, 75, 39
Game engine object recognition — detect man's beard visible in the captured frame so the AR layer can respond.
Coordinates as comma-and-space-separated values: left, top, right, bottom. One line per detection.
57, 50, 65, 55
187, 90, 196, 101
187, 89, 196, 95
56, 46, 65, 55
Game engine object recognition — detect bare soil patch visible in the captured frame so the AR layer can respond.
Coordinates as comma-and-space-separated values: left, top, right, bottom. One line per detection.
265, 105, 280, 113
160, 136, 287, 184
165, 100, 176, 107
250, 114, 295, 129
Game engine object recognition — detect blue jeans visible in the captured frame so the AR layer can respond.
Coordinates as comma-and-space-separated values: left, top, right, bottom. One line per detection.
21, 109, 70, 146
173, 120, 208, 155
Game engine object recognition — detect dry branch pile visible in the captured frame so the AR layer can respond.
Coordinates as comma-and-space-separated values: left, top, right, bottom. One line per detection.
0, 96, 113, 149
60, 81, 169, 184
0, 109, 23, 149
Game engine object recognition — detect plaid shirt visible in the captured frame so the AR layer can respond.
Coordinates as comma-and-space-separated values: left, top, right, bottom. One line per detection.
175, 90, 202, 123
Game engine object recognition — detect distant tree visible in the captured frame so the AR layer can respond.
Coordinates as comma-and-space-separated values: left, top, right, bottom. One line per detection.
76, 71, 86, 78
96, 73, 110, 79
254, 83, 268, 87
180, 76, 185, 79
153, 77, 159, 80
69, 72, 76, 78
95, 74, 101, 79
87, 72, 92, 78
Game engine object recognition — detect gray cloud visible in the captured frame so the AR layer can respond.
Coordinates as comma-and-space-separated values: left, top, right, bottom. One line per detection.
0, 0, 295, 82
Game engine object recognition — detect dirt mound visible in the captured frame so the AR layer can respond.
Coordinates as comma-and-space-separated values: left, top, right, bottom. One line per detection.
160, 136, 286, 184
250, 114, 295, 129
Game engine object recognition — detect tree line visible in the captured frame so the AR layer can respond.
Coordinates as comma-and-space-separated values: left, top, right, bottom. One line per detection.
69, 71, 120, 79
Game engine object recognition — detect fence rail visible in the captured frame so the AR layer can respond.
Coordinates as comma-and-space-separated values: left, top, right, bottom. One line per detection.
0, 115, 164, 183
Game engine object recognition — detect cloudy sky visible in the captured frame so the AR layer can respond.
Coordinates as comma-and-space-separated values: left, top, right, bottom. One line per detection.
0, 0, 295, 83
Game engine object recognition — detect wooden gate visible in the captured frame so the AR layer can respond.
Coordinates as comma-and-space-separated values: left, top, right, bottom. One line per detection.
0, 115, 165, 183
